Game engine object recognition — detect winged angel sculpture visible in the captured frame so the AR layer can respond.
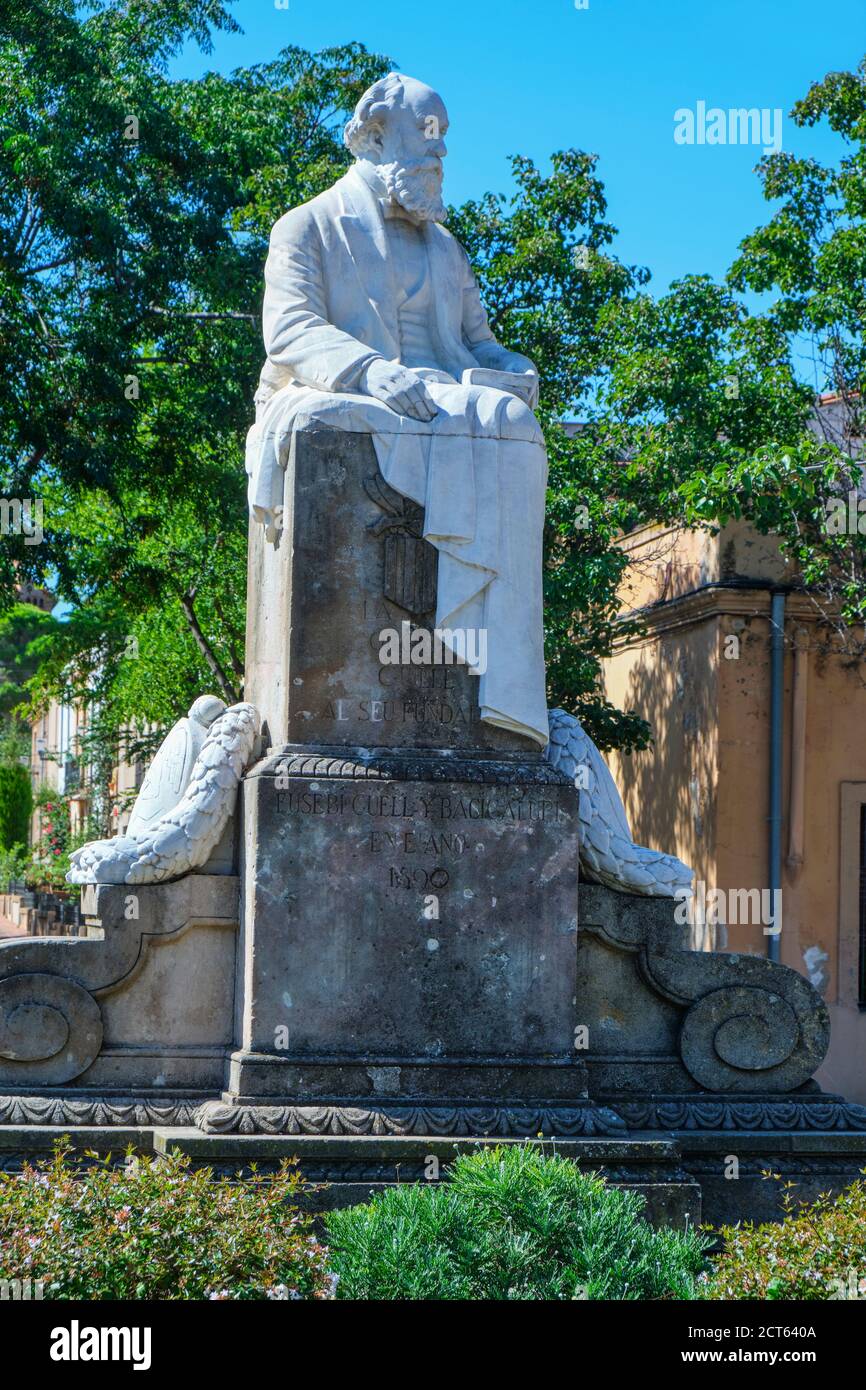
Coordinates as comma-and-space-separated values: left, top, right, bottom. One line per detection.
67, 699, 258, 886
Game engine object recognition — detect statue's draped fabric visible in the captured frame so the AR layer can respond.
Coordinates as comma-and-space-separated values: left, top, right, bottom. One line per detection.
245, 166, 549, 748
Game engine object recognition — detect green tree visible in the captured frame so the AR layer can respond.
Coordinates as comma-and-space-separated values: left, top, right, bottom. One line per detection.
0, 760, 31, 849
0, 601, 56, 719
716, 57, 866, 657
584, 57, 865, 681
449, 156, 812, 745
8, 5, 863, 759
1, 0, 390, 744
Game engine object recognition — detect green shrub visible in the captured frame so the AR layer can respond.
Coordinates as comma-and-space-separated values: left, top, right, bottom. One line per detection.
326, 1143, 709, 1300
704, 1177, 866, 1300
0, 843, 27, 887
0, 1144, 335, 1300
0, 760, 31, 851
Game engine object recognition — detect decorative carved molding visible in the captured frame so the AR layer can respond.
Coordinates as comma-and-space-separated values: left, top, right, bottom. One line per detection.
679, 986, 801, 1091
194, 1100, 627, 1138
258, 745, 567, 787
364, 472, 437, 616
608, 1095, 866, 1133
0, 1094, 200, 1126
684, 1155, 866, 1177
579, 884, 831, 1093
0, 975, 102, 1085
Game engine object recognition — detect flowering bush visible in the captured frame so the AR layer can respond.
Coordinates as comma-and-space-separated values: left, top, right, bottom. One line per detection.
25, 789, 71, 887
22, 792, 100, 889
0, 1144, 335, 1300
704, 1177, 866, 1300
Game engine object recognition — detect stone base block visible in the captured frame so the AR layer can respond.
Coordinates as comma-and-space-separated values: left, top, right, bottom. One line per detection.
224, 1057, 590, 1104
3, 1105, 866, 1229
233, 746, 583, 1103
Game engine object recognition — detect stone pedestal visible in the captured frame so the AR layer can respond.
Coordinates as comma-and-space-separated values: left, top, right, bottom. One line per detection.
244, 427, 538, 757
227, 745, 590, 1118
226, 427, 618, 1129
4, 425, 866, 1227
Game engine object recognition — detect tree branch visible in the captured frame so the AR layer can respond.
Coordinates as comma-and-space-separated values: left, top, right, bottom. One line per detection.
179, 589, 238, 703
147, 306, 256, 323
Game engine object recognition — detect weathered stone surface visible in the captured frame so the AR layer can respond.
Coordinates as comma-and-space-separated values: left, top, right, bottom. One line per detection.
151, 1129, 700, 1228
4, 1113, 865, 1227
0, 875, 238, 1090
577, 883, 831, 1095
157, 1131, 666, 1162
0, 1124, 156, 1157
230, 746, 583, 1103
244, 428, 539, 757
0, 974, 102, 1085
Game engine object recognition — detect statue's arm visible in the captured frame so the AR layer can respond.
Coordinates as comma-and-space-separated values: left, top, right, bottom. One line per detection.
262, 215, 380, 392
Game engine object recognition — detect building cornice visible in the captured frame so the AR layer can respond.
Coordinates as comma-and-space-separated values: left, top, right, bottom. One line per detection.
613, 583, 820, 649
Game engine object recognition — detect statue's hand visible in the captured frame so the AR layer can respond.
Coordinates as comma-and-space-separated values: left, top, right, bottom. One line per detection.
360, 359, 437, 422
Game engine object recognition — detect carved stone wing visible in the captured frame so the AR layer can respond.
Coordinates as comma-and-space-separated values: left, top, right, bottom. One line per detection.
67, 702, 259, 886
545, 707, 693, 898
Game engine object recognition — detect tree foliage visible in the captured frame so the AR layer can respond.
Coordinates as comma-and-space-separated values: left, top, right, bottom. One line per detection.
720, 58, 866, 655
0, 759, 31, 849
1, 4, 864, 754
0, 0, 390, 738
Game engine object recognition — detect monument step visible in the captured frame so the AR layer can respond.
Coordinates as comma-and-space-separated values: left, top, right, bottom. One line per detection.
149, 1128, 702, 1229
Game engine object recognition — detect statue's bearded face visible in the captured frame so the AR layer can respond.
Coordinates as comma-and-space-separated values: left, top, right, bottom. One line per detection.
359, 81, 450, 224
381, 154, 446, 223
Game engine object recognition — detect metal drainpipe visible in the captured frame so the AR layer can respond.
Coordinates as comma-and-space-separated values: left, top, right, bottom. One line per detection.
768, 591, 785, 962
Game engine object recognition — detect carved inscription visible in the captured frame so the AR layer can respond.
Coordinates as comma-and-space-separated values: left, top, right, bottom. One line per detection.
275, 788, 568, 823
275, 786, 570, 892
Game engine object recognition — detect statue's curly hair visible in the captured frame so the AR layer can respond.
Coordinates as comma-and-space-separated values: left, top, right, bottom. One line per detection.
343, 72, 409, 157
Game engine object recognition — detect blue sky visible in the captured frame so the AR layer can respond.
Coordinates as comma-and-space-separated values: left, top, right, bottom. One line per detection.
173, 0, 866, 296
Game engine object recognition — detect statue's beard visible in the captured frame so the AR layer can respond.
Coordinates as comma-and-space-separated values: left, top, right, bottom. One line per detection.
382, 158, 446, 223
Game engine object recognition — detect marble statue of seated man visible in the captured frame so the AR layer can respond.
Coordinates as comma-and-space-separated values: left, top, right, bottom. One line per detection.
245, 72, 550, 749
